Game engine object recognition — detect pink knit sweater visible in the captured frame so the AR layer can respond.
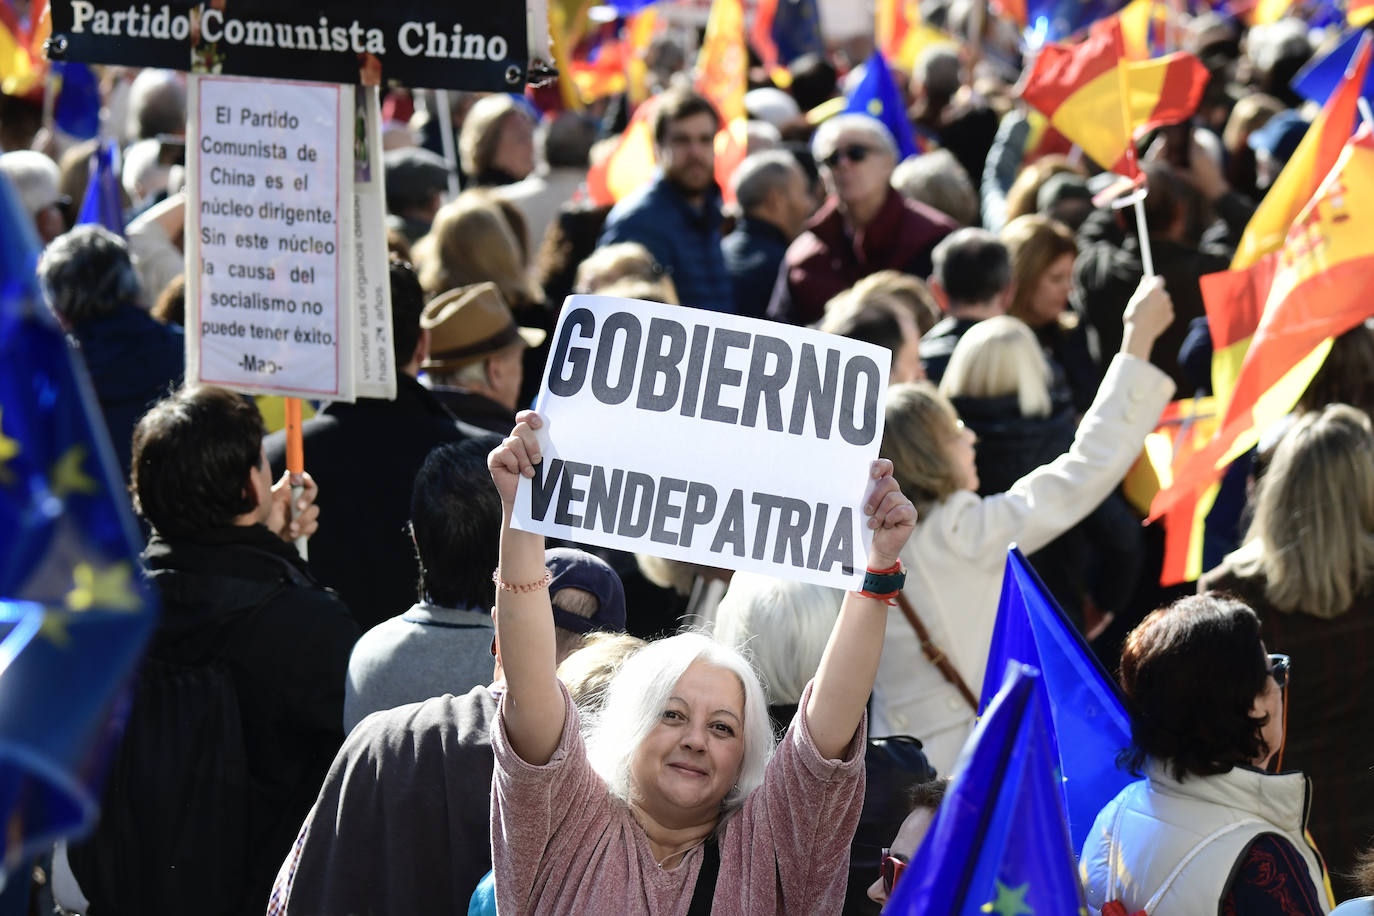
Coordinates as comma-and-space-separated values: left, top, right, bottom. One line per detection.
490, 681, 866, 915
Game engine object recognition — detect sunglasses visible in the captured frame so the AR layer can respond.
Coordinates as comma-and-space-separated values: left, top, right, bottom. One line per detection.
880, 848, 907, 896
821, 144, 876, 169
1267, 653, 1290, 689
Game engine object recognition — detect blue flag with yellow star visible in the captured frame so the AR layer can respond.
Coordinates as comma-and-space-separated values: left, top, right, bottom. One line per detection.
76, 139, 125, 237
977, 547, 1133, 855
845, 50, 920, 161
887, 663, 1088, 915
0, 168, 156, 875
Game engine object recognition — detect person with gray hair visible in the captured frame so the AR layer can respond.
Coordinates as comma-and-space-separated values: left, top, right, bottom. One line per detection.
767, 113, 956, 326
125, 69, 186, 141
485, 411, 917, 914
891, 149, 979, 228
918, 228, 1013, 383
722, 150, 814, 317
37, 225, 183, 481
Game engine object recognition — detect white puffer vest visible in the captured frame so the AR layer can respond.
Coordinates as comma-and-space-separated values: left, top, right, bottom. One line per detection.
1080, 759, 1330, 916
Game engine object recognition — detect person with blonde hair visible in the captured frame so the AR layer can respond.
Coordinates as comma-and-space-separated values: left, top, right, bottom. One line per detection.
939, 315, 1144, 634
412, 190, 543, 310
1001, 213, 1099, 411
843, 270, 940, 335
459, 94, 536, 187
873, 276, 1175, 772
1201, 404, 1374, 897
574, 241, 665, 294
486, 411, 917, 914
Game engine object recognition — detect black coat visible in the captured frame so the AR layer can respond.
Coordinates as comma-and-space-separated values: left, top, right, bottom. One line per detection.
264, 374, 496, 632
953, 394, 1143, 628
72, 304, 184, 483
142, 525, 360, 914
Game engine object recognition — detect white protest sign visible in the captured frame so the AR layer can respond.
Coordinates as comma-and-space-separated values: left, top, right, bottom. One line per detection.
186, 74, 355, 399
348, 84, 396, 400
512, 296, 890, 590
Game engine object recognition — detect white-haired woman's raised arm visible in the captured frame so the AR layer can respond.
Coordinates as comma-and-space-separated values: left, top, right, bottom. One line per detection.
488, 412, 565, 765
805, 459, 916, 760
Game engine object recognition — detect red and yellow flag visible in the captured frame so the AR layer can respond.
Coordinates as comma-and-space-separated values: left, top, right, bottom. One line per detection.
0, 0, 44, 97
695, 0, 747, 205
1116, 0, 1172, 61
1148, 36, 1374, 581
1352, 0, 1374, 27
586, 95, 658, 207
874, 0, 956, 70
1150, 127, 1374, 525
1019, 18, 1209, 177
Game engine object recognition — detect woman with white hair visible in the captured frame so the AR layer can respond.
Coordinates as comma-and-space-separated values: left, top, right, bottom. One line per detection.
486, 412, 916, 915
767, 113, 958, 326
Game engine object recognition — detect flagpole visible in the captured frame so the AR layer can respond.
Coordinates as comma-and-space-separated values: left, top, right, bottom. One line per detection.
434, 90, 461, 199
1113, 23, 1156, 277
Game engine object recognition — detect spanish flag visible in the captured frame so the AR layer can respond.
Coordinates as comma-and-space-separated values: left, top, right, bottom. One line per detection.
1352, 0, 1374, 27
0, 0, 43, 97
1116, 0, 1172, 60
1146, 36, 1374, 581
874, 0, 956, 70
1018, 17, 1209, 177
1149, 126, 1374, 526
549, 0, 592, 110
696, 0, 747, 205
586, 96, 658, 206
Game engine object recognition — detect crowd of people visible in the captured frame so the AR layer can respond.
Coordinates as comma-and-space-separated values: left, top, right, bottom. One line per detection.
5, 0, 1374, 913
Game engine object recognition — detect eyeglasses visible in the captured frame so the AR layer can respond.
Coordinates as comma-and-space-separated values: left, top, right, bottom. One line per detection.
821, 144, 877, 169
1267, 653, 1290, 689
880, 848, 908, 896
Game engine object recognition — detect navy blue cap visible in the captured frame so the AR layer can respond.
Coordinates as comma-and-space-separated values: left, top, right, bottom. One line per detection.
1248, 111, 1309, 164
546, 548, 627, 635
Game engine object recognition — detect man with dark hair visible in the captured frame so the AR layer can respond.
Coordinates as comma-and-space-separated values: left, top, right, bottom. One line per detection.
595, 86, 733, 312
343, 439, 503, 730
99, 384, 360, 915
383, 147, 451, 243
271, 547, 626, 914
723, 150, 815, 318
38, 224, 183, 481
265, 260, 490, 632
919, 228, 1013, 383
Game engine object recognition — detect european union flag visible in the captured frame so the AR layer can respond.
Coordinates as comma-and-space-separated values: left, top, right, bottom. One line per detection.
1293, 28, 1374, 108
978, 547, 1133, 854
888, 663, 1088, 915
0, 169, 155, 874
77, 139, 124, 236
1029, 0, 1129, 43
768, 0, 824, 66
845, 50, 920, 161
52, 61, 101, 141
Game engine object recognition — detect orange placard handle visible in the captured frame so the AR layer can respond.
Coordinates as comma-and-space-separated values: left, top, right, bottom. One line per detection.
284, 397, 304, 475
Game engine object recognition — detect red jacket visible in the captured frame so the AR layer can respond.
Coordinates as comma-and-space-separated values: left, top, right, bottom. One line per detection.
766, 189, 957, 326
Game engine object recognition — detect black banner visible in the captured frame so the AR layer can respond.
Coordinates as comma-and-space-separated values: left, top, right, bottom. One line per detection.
48, 1, 528, 91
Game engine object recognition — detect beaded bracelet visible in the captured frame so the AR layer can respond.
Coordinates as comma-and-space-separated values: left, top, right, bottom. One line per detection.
492, 568, 553, 593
